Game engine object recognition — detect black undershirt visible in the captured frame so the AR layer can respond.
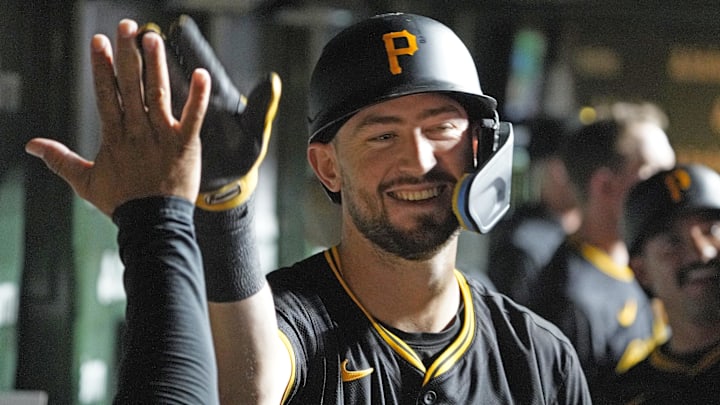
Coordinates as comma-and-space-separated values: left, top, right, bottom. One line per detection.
381, 303, 463, 367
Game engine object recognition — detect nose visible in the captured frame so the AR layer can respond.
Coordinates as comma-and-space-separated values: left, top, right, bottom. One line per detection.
397, 131, 437, 176
690, 225, 719, 262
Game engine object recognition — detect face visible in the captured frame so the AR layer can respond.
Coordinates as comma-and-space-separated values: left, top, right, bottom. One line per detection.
313, 93, 474, 260
633, 214, 720, 323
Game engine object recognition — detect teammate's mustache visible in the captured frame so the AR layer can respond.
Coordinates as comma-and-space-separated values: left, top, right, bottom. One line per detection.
677, 257, 720, 287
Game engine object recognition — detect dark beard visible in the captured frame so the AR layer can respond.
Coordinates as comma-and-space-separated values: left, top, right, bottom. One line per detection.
675, 258, 720, 321
348, 196, 460, 261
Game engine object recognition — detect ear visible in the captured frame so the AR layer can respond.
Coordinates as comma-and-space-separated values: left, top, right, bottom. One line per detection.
471, 125, 479, 168
588, 167, 615, 199
307, 142, 341, 193
629, 255, 652, 292
546, 157, 567, 181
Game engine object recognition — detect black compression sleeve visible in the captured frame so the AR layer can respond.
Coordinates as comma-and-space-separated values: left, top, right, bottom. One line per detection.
194, 194, 266, 302
112, 196, 218, 404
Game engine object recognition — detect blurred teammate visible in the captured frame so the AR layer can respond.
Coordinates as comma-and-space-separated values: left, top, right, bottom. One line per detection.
26, 13, 590, 404
611, 164, 720, 404
527, 104, 676, 402
487, 117, 581, 304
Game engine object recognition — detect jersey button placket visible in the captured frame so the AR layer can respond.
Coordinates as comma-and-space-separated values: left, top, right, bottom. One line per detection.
421, 390, 438, 404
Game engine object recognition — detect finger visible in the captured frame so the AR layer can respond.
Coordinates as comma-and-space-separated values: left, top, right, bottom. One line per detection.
25, 138, 93, 190
142, 32, 173, 128
179, 68, 211, 140
90, 34, 122, 143
114, 19, 146, 126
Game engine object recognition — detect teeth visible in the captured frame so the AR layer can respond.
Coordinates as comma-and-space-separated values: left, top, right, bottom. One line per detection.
392, 187, 441, 201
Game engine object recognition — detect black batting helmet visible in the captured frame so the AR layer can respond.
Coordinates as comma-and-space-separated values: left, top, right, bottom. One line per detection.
307, 12, 497, 144
624, 164, 720, 256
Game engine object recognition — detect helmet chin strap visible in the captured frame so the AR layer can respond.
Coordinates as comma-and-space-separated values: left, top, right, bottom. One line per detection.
453, 115, 514, 234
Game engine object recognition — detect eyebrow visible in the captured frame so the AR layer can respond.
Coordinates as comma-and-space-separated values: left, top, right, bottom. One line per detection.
418, 104, 464, 120
353, 103, 464, 133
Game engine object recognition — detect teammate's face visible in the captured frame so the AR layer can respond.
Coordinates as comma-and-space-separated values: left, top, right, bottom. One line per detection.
634, 214, 720, 323
331, 93, 473, 260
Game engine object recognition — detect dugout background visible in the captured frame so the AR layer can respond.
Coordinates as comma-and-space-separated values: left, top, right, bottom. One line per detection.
1, 1, 719, 403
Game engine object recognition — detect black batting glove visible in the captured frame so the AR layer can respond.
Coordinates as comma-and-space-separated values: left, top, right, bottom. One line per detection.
140, 15, 281, 211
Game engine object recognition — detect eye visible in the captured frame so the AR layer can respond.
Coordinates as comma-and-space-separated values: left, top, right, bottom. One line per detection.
426, 122, 463, 139
655, 233, 682, 258
371, 132, 396, 142
436, 123, 456, 132
666, 233, 684, 248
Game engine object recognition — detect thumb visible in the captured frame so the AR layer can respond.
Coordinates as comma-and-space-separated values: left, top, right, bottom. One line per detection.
25, 138, 93, 189
244, 72, 282, 140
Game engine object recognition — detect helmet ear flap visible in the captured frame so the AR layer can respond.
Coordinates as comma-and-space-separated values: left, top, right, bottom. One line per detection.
477, 115, 501, 166
453, 120, 514, 234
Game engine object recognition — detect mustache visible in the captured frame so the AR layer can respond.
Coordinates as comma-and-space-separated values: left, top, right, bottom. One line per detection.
378, 169, 457, 193
677, 258, 720, 287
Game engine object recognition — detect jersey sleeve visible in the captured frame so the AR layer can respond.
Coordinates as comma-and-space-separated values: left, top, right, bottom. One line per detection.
554, 342, 593, 404
112, 196, 219, 404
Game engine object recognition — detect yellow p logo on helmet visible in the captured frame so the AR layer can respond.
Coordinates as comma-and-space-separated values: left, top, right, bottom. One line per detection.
382, 30, 419, 75
664, 168, 692, 203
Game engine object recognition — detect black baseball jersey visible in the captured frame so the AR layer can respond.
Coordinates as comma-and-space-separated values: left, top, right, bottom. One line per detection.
487, 202, 567, 305
528, 237, 668, 403
610, 341, 720, 404
268, 246, 591, 404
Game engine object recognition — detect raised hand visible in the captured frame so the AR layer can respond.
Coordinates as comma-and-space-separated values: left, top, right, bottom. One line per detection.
25, 19, 211, 217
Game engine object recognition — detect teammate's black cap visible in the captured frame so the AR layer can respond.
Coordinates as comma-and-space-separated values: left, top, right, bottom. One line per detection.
624, 163, 720, 255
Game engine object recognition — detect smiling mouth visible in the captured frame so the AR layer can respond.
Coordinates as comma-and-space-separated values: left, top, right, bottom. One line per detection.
388, 186, 444, 201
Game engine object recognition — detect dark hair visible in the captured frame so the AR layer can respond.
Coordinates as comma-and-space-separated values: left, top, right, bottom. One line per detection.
561, 120, 625, 199
526, 118, 566, 161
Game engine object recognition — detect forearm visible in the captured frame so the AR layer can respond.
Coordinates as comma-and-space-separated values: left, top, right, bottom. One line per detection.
209, 288, 291, 404
195, 198, 290, 403
113, 197, 218, 404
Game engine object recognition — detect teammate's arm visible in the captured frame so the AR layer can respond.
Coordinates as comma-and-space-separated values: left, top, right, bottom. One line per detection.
113, 197, 219, 404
